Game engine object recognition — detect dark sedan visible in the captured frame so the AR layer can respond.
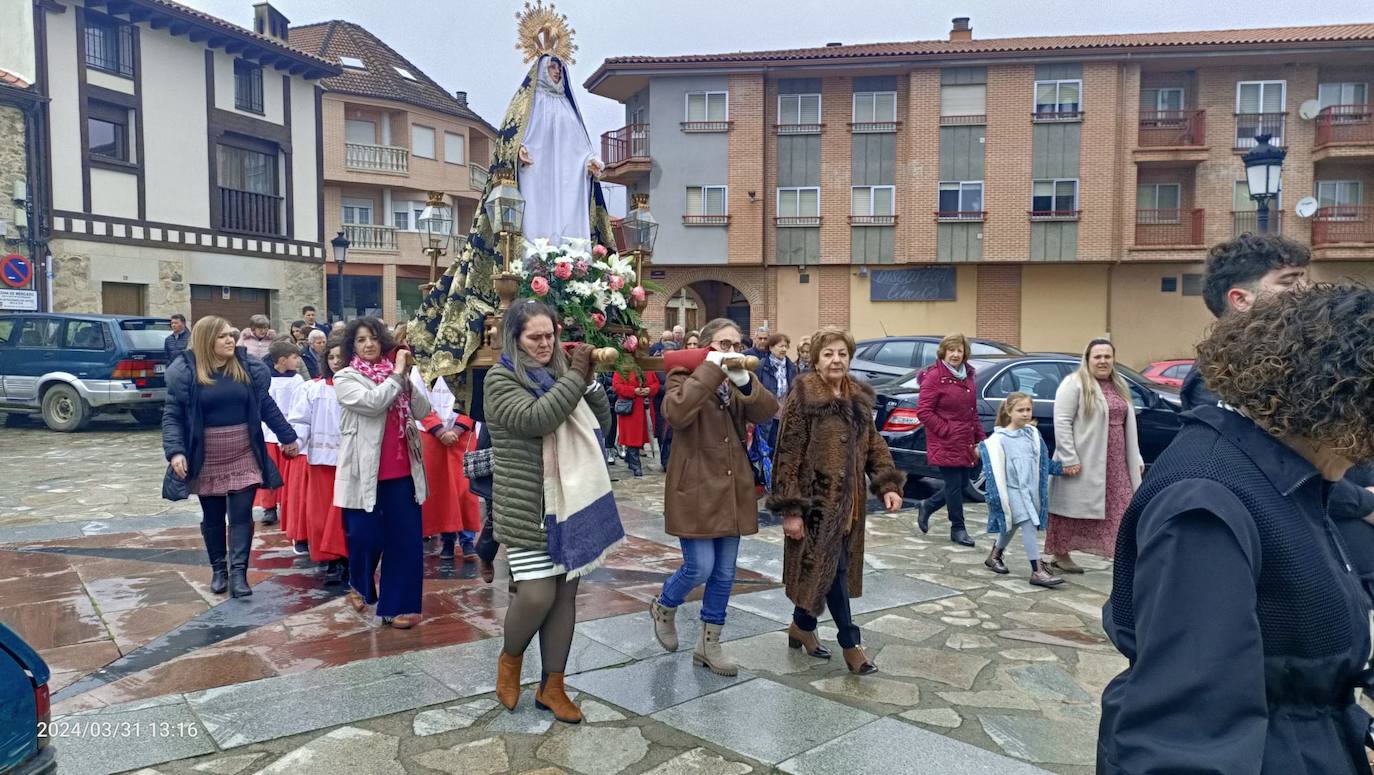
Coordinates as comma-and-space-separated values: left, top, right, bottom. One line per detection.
873, 355, 1183, 501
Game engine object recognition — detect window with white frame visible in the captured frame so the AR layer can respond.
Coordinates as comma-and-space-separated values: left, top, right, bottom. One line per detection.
686, 186, 727, 216
1236, 81, 1286, 146
685, 92, 728, 123
342, 198, 373, 225
1033, 80, 1082, 117
1318, 82, 1367, 110
852, 186, 895, 217
1032, 179, 1078, 215
778, 93, 821, 125
1142, 87, 1184, 112
411, 125, 435, 158
392, 200, 425, 231
937, 181, 983, 216
444, 132, 465, 165
1316, 180, 1362, 219
853, 91, 897, 123
777, 187, 820, 219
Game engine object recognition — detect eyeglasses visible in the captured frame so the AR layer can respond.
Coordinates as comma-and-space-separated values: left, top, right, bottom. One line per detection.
711, 340, 743, 352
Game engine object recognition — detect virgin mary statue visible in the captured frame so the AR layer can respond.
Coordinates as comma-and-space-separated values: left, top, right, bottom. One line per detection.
408, 2, 617, 385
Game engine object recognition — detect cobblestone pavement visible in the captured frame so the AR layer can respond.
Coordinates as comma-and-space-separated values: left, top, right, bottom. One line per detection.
1, 425, 1119, 774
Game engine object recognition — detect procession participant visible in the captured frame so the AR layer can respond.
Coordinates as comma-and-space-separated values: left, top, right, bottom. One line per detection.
649, 319, 777, 675
162, 316, 298, 598
611, 366, 659, 478
253, 341, 306, 536
486, 300, 620, 723
419, 376, 482, 560
287, 336, 348, 585
334, 317, 431, 629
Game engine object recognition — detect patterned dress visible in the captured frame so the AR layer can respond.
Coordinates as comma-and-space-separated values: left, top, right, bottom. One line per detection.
1045, 380, 1133, 558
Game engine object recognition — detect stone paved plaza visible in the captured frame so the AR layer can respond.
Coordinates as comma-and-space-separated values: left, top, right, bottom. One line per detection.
0, 421, 1122, 774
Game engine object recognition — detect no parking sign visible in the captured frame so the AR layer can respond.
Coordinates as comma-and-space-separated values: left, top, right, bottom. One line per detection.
1, 254, 32, 289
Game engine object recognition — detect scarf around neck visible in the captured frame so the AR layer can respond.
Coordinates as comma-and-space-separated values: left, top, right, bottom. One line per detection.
350, 354, 411, 440
944, 360, 968, 380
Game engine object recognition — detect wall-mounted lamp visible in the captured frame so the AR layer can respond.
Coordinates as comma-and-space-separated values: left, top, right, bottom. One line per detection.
856, 266, 870, 279
747, 191, 757, 202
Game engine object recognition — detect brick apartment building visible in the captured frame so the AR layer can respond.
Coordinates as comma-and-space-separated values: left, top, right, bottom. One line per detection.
288, 21, 496, 324
585, 19, 1374, 367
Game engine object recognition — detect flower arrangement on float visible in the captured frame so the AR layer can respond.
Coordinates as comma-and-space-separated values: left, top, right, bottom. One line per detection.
512, 237, 664, 371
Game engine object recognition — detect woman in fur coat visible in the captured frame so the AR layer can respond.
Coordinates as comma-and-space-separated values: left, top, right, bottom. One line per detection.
768, 327, 905, 675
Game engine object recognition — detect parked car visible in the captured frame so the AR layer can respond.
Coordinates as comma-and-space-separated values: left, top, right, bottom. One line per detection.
0, 313, 171, 432
0, 621, 56, 775
1140, 359, 1194, 389
850, 336, 1025, 384
873, 355, 1183, 501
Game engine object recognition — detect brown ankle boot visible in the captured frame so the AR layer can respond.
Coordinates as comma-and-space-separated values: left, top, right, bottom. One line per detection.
984, 546, 1010, 574
496, 651, 523, 710
843, 646, 878, 675
1030, 560, 1066, 588
786, 622, 832, 658
534, 672, 582, 723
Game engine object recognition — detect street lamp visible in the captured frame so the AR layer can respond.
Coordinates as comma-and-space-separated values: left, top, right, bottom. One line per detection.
484, 169, 526, 311
622, 192, 658, 312
416, 191, 454, 285
1243, 133, 1286, 234
330, 230, 350, 323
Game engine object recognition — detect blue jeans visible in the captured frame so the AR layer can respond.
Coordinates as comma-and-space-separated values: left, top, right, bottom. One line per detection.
658, 536, 741, 625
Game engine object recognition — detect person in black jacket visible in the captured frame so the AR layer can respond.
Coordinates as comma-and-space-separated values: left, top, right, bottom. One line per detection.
162, 315, 299, 598
1100, 283, 1374, 775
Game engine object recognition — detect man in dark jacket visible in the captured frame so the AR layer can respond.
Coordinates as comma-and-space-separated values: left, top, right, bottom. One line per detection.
164, 314, 190, 362
1184, 234, 1374, 526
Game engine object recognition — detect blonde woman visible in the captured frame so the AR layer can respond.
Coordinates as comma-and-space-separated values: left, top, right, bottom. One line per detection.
162, 316, 299, 598
1045, 338, 1143, 573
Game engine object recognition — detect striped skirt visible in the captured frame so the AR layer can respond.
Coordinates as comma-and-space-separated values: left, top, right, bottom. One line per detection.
505, 546, 566, 581
192, 424, 263, 496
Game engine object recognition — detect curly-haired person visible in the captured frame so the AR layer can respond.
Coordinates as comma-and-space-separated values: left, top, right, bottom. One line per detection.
1098, 283, 1374, 775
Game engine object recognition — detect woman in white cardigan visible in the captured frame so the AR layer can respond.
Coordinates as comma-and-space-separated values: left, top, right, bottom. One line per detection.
1045, 339, 1143, 574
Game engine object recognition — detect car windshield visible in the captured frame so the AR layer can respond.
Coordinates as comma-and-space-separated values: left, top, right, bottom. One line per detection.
119, 319, 172, 350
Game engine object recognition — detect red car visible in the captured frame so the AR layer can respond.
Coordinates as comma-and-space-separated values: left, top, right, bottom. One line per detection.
1141, 359, 1194, 389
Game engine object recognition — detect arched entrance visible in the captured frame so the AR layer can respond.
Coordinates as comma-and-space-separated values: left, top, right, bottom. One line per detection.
666, 280, 750, 334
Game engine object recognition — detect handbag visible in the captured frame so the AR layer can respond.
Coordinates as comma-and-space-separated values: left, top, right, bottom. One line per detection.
613, 397, 635, 416
464, 424, 494, 500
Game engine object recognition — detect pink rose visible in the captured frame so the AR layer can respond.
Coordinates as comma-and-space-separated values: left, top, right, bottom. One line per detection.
554, 262, 572, 280
631, 286, 647, 302
623, 335, 639, 352
608, 275, 625, 291
592, 244, 608, 258
574, 260, 589, 276
530, 276, 550, 296
591, 311, 606, 329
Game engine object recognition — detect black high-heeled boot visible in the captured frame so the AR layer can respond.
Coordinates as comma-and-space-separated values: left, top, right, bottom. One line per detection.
201, 520, 229, 594
228, 517, 255, 598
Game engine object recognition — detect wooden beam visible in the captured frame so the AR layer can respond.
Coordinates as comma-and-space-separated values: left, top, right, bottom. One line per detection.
207, 35, 229, 49
126, 8, 152, 22
224, 40, 246, 55
168, 21, 191, 36
288, 63, 307, 76
188, 29, 210, 43
36, 0, 66, 14
84, 0, 107, 7
148, 14, 169, 29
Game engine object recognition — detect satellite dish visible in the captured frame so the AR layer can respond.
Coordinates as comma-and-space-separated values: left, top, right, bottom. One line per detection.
1295, 197, 1319, 218
1298, 99, 1322, 120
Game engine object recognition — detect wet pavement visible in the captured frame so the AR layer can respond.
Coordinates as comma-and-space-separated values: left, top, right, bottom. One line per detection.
2, 424, 1121, 774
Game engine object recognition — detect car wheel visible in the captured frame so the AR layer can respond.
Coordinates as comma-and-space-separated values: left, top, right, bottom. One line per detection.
41, 384, 92, 432
964, 461, 988, 503
130, 406, 163, 426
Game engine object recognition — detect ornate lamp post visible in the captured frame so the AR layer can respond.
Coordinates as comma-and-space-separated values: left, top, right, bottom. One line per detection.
484, 169, 526, 311
621, 192, 659, 313
416, 191, 454, 285
330, 230, 350, 323
1243, 133, 1286, 234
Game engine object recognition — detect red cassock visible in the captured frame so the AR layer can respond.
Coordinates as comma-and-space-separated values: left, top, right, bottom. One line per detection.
253, 443, 284, 510
303, 464, 347, 561
612, 370, 659, 448
278, 454, 310, 542
420, 413, 481, 537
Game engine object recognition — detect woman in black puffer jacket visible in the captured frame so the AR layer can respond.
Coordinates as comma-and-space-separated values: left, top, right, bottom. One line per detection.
162, 315, 297, 598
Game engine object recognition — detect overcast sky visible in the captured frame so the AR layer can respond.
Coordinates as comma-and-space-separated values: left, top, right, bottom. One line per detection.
186, 0, 1365, 140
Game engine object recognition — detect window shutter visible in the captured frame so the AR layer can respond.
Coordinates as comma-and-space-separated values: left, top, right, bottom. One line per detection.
686, 187, 703, 215
874, 187, 894, 215
940, 84, 985, 116
687, 94, 705, 122
875, 92, 897, 121
707, 94, 726, 122
800, 95, 820, 124
706, 187, 726, 215
800, 189, 819, 215
852, 187, 869, 216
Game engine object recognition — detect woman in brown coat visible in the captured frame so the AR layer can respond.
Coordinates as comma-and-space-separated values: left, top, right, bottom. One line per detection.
649, 318, 778, 676
769, 327, 905, 675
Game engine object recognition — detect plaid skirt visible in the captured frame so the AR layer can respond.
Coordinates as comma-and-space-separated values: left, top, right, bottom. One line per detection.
192, 424, 263, 496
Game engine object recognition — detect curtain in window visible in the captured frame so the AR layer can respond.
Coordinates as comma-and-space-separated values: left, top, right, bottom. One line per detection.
218, 145, 276, 194
940, 85, 985, 116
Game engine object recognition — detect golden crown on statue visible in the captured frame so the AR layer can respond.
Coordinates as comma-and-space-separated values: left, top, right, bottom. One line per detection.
516, 1, 577, 65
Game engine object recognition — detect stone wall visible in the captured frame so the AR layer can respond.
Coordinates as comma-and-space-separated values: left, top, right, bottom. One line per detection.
0, 104, 29, 263
50, 246, 102, 312
149, 258, 190, 318
274, 261, 325, 330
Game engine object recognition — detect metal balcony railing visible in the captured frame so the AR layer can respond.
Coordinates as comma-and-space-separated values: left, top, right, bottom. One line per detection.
938, 114, 985, 126
601, 124, 650, 166
1232, 210, 1283, 237
851, 215, 897, 226
1135, 208, 1205, 246
219, 187, 282, 235
935, 211, 985, 222
774, 123, 823, 135
1029, 210, 1081, 221
775, 216, 821, 227
1312, 205, 1374, 245
1234, 113, 1286, 149
344, 223, 399, 251
344, 142, 409, 173
1138, 110, 1206, 147
682, 214, 730, 226
1315, 105, 1374, 147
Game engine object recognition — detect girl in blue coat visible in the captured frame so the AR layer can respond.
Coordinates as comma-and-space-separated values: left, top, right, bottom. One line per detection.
978, 392, 1066, 588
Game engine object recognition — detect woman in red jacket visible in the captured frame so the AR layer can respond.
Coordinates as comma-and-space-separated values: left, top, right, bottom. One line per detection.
612, 369, 660, 477
913, 333, 985, 547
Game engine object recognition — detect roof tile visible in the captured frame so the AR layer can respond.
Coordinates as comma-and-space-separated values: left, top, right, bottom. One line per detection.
0, 68, 30, 89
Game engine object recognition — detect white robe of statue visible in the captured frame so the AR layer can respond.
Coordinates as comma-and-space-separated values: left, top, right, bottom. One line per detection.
519, 56, 601, 245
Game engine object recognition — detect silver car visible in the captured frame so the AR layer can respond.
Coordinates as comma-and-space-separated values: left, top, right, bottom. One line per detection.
849, 336, 1024, 384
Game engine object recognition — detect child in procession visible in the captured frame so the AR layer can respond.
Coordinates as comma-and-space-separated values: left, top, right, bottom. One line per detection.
255, 340, 309, 552
979, 392, 1068, 588
288, 337, 349, 584
419, 377, 482, 561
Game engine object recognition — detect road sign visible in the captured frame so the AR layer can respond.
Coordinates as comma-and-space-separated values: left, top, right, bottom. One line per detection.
0, 289, 38, 311
1, 254, 32, 289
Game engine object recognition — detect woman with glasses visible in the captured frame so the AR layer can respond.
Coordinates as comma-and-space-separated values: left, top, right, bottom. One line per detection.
650, 318, 778, 676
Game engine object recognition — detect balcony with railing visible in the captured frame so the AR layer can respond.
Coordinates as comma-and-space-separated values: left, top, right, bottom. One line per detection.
345, 142, 409, 174
935, 211, 986, 222
1138, 110, 1206, 147
344, 223, 399, 252
219, 187, 282, 236
599, 124, 651, 185
469, 163, 489, 191
1134, 208, 1205, 247
1234, 113, 1286, 149
1312, 205, 1374, 246
1315, 105, 1374, 158
1232, 210, 1283, 237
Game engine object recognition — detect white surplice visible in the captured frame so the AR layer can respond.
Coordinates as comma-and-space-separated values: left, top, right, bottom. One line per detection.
518, 56, 600, 245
